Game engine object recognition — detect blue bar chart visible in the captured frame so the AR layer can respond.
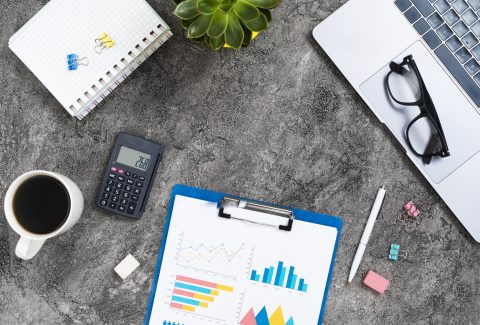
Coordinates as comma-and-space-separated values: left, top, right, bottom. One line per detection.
250, 261, 308, 292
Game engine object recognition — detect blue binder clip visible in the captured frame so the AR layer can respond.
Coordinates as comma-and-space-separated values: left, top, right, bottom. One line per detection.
389, 243, 408, 261
67, 54, 89, 70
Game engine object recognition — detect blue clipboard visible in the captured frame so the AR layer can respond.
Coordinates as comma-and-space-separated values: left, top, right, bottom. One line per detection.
144, 184, 342, 325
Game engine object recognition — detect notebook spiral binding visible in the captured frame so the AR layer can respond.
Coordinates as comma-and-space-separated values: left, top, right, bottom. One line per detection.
70, 24, 173, 119
218, 197, 295, 231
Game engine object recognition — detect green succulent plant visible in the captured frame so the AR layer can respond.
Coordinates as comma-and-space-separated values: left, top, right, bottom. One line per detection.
173, 0, 282, 50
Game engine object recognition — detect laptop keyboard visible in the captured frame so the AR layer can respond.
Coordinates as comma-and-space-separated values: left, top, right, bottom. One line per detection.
395, 0, 480, 107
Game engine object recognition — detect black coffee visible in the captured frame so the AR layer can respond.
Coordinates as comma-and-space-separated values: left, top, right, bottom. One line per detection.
13, 175, 70, 234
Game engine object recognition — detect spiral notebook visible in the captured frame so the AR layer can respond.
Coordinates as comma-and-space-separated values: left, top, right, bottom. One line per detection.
9, 0, 172, 119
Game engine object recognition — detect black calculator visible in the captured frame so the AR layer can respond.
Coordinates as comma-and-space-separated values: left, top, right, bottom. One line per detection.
97, 133, 164, 219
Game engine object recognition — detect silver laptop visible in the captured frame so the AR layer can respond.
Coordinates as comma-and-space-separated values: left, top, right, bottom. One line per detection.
313, 0, 480, 242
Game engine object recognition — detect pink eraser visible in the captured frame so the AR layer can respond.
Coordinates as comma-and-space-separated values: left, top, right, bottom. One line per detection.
363, 270, 389, 293
404, 201, 414, 210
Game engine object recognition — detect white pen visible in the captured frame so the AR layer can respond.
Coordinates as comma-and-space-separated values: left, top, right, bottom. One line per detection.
348, 186, 386, 283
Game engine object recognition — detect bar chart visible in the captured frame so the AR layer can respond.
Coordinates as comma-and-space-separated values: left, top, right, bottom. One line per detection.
250, 261, 308, 292
170, 275, 234, 313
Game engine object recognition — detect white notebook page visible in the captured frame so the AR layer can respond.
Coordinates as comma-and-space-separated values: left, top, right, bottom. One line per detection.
9, 0, 169, 116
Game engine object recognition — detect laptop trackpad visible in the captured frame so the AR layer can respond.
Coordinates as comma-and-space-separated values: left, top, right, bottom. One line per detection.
360, 41, 480, 183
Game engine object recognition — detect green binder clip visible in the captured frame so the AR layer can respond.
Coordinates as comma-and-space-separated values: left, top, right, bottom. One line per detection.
389, 243, 408, 261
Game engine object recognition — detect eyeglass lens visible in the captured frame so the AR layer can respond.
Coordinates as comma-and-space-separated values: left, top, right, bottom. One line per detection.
407, 115, 441, 156
387, 65, 422, 104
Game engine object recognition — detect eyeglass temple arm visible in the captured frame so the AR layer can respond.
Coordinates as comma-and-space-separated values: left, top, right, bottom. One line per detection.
421, 88, 449, 151
389, 61, 405, 74
389, 55, 414, 74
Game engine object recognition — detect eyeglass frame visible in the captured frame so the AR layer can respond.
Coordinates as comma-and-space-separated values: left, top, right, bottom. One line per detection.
385, 55, 450, 163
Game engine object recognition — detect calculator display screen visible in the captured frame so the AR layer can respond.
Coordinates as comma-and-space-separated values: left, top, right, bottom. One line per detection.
116, 146, 151, 171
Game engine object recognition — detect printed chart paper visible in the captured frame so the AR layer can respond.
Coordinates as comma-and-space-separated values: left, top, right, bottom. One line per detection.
148, 196, 338, 325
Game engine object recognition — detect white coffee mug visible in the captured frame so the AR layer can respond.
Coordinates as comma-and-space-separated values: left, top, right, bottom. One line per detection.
4, 170, 84, 260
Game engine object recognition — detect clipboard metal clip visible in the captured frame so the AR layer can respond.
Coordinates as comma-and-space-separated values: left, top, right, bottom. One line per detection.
218, 197, 294, 231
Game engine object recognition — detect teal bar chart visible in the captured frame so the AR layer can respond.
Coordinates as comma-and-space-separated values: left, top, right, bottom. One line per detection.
250, 261, 308, 292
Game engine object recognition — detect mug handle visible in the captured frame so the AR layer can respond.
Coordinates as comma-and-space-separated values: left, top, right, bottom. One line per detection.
15, 237, 46, 260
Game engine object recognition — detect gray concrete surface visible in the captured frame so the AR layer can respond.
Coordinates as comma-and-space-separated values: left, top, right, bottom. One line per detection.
1, 0, 480, 324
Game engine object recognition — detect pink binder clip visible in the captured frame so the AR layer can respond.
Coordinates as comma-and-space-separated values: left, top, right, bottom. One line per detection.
398, 200, 421, 224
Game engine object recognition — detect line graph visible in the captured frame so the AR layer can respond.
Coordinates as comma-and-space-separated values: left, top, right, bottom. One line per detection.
179, 242, 245, 263
175, 232, 254, 278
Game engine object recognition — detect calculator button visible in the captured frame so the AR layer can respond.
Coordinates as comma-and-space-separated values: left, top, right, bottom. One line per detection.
125, 185, 133, 192
125, 171, 131, 177
109, 202, 117, 209
108, 172, 116, 179
127, 202, 137, 215
131, 195, 139, 201
112, 196, 119, 203
122, 192, 130, 199
133, 188, 142, 195
120, 198, 128, 205
100, 199, 108, 206
126, 179, 134, 185
117, 175, 126, 182
111, 167, 117, 172
102, 193, 110, 199
118, 205, 126, 213
135, 181, 143, 188
114, 189, 121, 196
139, 176, 145, 181
104, 186, 112, 193
132, 174, 138, 179
115, 182, 123, 189
106, 179, 115, 186
119, 169, 124, 174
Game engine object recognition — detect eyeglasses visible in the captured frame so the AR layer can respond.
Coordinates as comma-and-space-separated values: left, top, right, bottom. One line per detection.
385, 55, 450, 165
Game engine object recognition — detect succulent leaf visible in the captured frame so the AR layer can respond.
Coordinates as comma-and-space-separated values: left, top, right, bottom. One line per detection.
174, 0, 200, 20
242, 26, 253, 46
188, 14, 214, 38
198, 0, 221, 15
207, 10, 228, 38
225, 11, 244, 49
243, 0, 281, 9
191, 36, 207, 42
182, 18, 195, 29
218, 3, 233, 13
241, 12, 268, 32
209, 35, 225, 50
174, 0, 281, 49
259, 8, 272, 22
233, 0, 260, 21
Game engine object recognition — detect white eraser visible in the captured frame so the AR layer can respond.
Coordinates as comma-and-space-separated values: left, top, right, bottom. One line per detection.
114, 254, 140, 280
